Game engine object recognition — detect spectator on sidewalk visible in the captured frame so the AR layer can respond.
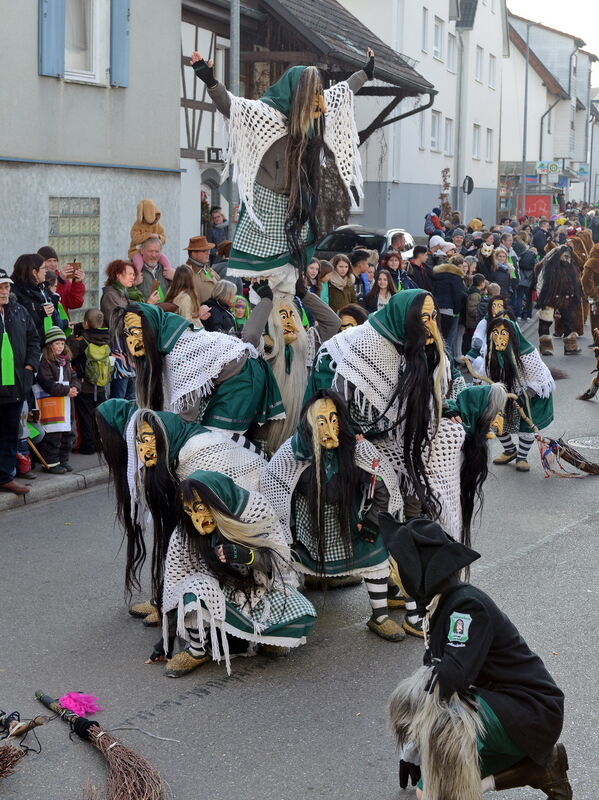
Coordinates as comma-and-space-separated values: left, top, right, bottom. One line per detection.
350, 249, 371, 305
408, 246, 433, 292
205, 206, 229, 260
364, 269, 397, 313
328, 254, 356, 312
11, 253, 62, 342
38, 246, 86, 322
0, 268, 41, 495
35, 326, 80, 474
449, 228, 468, 256
432, 254, 467, 357
389, 231, 407, 254
463, 273, 486, 354
203, 280, 237, 334
532, 219, 551, 253
182, 235, 221, 304
424, 207, 445, 237
67, 309, 111, 454
164, 265, 209, 327
137, 236, 171, 301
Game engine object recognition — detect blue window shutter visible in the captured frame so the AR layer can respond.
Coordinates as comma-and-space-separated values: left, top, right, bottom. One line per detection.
110, 0, 130, 87
38, 0, 65, 77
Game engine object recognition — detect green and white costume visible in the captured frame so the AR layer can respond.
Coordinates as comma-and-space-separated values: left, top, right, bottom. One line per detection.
262, 435, 402, 578
307, 291, 466, 540
162, 470, 316, 673
135, 304, 284, 433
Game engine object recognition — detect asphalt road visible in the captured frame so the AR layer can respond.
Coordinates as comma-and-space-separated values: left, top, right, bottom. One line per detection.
1, 339, 598, 800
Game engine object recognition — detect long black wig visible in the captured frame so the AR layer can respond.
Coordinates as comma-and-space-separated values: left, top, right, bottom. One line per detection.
284, 67, 325, 271
296, 389, 360, 574
95, 409, 145, 596
111, 304, 164, 410
177, 479, 285, 601
485, 317, 524, 393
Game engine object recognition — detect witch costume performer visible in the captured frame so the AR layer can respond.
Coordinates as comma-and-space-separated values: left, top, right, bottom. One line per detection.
96, 400, 267, 623
262, 390, 405, 641
190, 49, 373, 291
473, 317, 555, 472
382, 517, 571, 800
111, 302, 284, 435
160, 470, 317, 677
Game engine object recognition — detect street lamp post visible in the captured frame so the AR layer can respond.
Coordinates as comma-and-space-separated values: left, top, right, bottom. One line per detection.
520, 22, 531, 217
229, 0, 240, 235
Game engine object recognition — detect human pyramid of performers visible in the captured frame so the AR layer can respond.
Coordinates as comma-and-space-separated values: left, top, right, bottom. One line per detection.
94, 50, 572, 798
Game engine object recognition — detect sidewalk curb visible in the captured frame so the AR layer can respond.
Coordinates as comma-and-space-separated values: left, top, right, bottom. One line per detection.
0, 465, 109, 513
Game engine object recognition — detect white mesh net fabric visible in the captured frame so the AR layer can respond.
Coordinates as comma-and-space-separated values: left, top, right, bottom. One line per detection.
161, 490, 299, 673
260, 437, 403, 542
163, 329, 258, 413
520, 349, 555, 398
220, 81, 363, 231
177, 434, 265, 491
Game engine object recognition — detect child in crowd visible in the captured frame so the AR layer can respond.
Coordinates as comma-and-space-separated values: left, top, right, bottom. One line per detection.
128, 198, 173, 279
476, 281, 500, 322
35, 326, 80, 473
463, 273, 487, 354
231, 295, 250, 337
67, 310, 111, 454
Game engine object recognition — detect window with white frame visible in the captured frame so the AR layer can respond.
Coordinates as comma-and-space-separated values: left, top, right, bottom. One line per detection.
472, 124, 481, 158
422, 7, 429, 52
444, 118, 454, 155
475, 45, 483, 82
433, 17, 444, 60
419, 112, 426, 149
447, 33, 456, 72
64, 0, 110, 84
431, 111, 441, 151
488, 54, 496, 89
486, 128, 494, 161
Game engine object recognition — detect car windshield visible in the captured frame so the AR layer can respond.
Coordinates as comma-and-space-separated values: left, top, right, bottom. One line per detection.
316, 232, 387, 253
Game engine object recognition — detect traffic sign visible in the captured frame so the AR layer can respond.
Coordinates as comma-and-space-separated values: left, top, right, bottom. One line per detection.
462, 176, 474, 195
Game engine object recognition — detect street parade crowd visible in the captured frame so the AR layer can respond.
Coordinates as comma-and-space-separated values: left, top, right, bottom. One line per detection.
3, 48, 597, 798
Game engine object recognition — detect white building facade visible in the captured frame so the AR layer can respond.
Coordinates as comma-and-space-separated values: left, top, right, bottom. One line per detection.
341, 0, 509, 233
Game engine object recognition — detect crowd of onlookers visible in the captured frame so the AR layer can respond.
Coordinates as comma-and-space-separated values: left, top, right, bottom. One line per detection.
2, 197, 599, 496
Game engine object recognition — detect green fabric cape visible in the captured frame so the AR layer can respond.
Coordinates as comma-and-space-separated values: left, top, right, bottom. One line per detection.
183, 469, 249, 518
446, 384, 494, 436
136, 303, 192, 354
368, 289, 427, 345
260, 66, 306, 116
97, 398, 138, 435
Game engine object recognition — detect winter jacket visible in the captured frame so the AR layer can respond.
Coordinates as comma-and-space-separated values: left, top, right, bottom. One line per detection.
327, 273, 357, 312
185, 258, 220, 305
67, 326, 111, 394
139, 263, 171, 302
517, 248, 537, 289
465, 286, 482, 329
36, 355, 81, 397
128, 199, 167, 257
590, 216, 599, 244
0, 298, 41, 405
206, 221, 230, 251
56, 276, 86, 313
425, 582, 564, 766
532, 227, 550, 253
432, 263, 467, 315
581, 244, 599, 302
10, 280, 61, 342
100, 284, 130, 329
171, 291, 202, 326
408, 260, 434, 293
202, 298, 235, 334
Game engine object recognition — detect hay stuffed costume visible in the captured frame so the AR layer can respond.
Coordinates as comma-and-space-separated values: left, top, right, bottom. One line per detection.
161, 470, 316, 675
383, 517, 569, 800
113, 302, 284, 434
262, 390, 405, 641
192, 53, 370, 287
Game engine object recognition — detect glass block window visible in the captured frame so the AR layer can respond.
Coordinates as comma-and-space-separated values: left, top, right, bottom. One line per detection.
48, 196, 101, 316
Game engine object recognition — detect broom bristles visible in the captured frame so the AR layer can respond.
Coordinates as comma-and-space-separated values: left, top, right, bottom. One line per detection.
0, 744, 25, 780
90, 728, 166, 800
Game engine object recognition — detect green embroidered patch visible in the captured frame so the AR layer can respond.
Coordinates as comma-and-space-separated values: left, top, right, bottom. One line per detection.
448, 612, 472, 643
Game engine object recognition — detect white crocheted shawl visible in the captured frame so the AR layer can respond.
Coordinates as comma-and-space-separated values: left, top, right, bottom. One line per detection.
124, 411, 266, 512
161, 490, 296, 673
261, 437, 403, 541
480, 347, 555, 398
221, 82, 363, 230
321, 322, 451, 423
162, 329, 258, 413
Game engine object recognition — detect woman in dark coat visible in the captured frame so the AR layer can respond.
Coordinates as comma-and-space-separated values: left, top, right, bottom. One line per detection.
10, 253, 61, 342
432, 257, 467, 355
202, 279, 236, 334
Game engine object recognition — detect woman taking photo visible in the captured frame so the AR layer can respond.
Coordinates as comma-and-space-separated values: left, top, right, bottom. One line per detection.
364, 269, 397, 313
164, 265, 205, 327
328, 254, 356, 312
11, 253, 62, 341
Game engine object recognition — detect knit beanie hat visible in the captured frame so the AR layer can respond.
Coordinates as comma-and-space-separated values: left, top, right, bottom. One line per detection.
429, 235, 445, 248
452, 228, 465, 238
38, 246, 59, 261
45, 326, 66, 345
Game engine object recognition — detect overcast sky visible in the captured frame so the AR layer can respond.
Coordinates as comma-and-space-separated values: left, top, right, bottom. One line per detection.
508, 0, 599, 83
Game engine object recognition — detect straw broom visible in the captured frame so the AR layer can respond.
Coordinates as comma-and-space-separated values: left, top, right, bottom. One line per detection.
35, 691, 166, 800
0, 745, 25, 780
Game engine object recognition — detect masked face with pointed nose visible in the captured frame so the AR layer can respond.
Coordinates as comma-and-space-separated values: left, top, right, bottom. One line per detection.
183, 492, 217, 536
